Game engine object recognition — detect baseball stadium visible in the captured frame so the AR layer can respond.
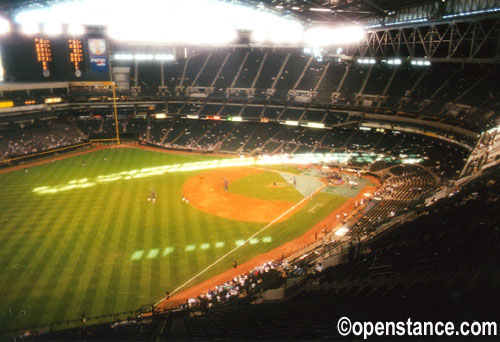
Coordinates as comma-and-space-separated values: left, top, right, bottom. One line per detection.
0, 0, 499, 341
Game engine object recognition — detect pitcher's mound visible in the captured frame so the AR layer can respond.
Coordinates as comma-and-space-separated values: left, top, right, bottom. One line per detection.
183, 167, 295, 223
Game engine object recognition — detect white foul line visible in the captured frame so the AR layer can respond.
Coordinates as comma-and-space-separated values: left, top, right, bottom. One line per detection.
155, 183, 327, 306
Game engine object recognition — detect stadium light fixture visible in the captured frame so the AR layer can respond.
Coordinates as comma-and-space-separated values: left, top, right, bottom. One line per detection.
303, 27, 332, 47
303, 26, 365, 47
15, 0, 303, 45
386, 58, 402, 65
43, 22, 62, 36
307, 122, 325, 129
155, 54, 175, 61
269, 23, 304, 44
67, 23, 85, 36
251, 29, 270, 43
20, 22, 39, 35
114, 54, 134, 60
357, 58, 377, 65
411, 59, 431, 66
134, 54, 154, 60
0, 18, 10, 35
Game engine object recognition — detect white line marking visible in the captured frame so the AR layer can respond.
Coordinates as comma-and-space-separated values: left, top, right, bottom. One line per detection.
154, 183, 326, 307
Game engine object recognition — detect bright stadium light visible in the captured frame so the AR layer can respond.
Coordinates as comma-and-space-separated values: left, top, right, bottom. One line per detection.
43, 22, 62, 36
20, 22, 39, 35
303, 26, 365, 47
310, 8, 331, 12
135, 54, 154, 60
251, 29, 270, 43
67, 23, 85, 35
0, 18, 10, 35
114, 54, 134, 60
15, 0, 303, 45
303, 27, 333, 47
331, 26, 365, 44
155, 54, 175, 61
269, 22, 304, 44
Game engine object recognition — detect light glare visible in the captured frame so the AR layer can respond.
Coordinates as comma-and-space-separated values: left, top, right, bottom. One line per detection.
43, 22, 62, 36
304, 26, 365, 47
21, 22, 39, 35
68, 23, 85, 35
16, 0, 302, 44
0, 18, 10, 35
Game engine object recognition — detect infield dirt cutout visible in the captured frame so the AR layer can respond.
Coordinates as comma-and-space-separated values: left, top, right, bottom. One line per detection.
0, 144, 382, 316
182, 167, 298, 223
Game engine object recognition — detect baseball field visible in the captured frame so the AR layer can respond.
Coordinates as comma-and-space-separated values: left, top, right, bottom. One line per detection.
0, 146, 373, 333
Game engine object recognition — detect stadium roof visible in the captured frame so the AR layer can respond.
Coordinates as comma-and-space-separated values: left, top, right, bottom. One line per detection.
242, 0, 435, 23
0, 0, 439, 24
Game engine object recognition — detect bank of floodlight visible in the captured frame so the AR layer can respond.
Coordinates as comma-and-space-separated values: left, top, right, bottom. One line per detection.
43, 22, 62, 36
411, 59, 431, 66
303, 26, 365, 47
67, 23, 85, 36
0, 17, 10, 35
20, 22, 39, 35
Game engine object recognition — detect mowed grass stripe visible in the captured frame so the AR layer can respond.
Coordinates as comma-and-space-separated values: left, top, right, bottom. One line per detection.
82, 152, 136, 317
88, 187, 130, 315
198, 207, 220, 266
49, 189, 110, 325
172, 175, 191, 291
100, 180, 141, 315
137, 184, 157, 306
53, 193, 116, 320
73, 152, 136, 316
0, 161, 76, 301
139, 147, 167, 302
117, 180, 152, 313
0, 160, 70, 272
165, 173, 180, 291
34, 185, 101, 323
186, 202, 210, 285
149, 175, 165, 301
57, 153, 132, 321
1, 186, 85, 327
0, 148, 353, 333
124, 180, 156, 308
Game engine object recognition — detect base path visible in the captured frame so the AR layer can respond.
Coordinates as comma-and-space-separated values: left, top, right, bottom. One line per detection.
156, 175, 381, 310
182, 167, 296, 223
0, 144, 382, 314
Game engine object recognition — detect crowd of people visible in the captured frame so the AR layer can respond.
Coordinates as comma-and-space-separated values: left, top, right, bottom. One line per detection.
0, 121, 84, 161
173, 259, 315, 311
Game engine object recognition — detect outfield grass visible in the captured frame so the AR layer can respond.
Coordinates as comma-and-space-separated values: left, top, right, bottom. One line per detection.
229, 171, 304, 202
0, 148, 348, 334
261, 164, 304, 175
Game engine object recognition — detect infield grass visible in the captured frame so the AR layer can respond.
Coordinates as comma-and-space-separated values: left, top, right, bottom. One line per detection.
0, 147, 349, 334
229, 171, 304, 202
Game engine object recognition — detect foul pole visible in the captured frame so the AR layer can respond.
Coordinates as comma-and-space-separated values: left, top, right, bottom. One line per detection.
112, 83, 121, 145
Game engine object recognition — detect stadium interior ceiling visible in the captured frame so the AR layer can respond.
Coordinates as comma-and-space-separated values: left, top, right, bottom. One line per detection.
1, 0, 500, 341
0, 0, 497, 24
242, 0, 436, 23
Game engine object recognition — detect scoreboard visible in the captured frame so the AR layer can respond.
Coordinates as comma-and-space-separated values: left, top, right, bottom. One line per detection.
1, 34, 110, 82
34, 38, 85, 78
34, 38, 52, 77
68, 39, 83, 77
